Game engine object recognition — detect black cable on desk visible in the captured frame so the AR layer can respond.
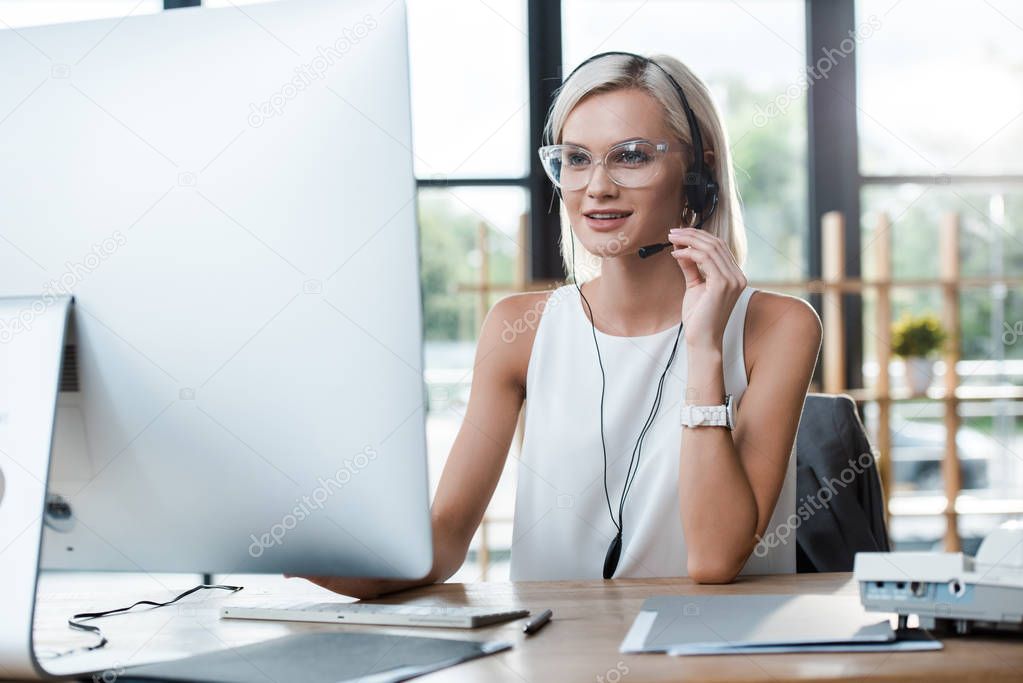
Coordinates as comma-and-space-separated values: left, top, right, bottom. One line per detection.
38, 583, 243, 660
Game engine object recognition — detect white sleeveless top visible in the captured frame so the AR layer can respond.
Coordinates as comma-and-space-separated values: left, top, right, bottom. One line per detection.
509, 283, 796, 580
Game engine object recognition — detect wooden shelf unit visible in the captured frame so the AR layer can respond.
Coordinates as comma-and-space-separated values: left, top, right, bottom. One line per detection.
810, 209, 1021, 552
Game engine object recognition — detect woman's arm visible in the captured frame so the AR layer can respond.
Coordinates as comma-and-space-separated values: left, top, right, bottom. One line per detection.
680, 294, 821, 583
294, 293, 543, 598
668, 228, 822, 583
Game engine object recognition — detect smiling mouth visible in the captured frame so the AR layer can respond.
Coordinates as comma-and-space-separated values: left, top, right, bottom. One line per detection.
584, 211, 633, 219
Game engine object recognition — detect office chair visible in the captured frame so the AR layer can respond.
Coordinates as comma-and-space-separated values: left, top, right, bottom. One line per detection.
794, 393, 892, 572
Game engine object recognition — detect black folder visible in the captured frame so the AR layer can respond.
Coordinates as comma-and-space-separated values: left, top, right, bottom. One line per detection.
103, 631, 511, 683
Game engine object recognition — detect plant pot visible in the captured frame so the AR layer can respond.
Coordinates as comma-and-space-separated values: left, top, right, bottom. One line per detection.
904, 357, 934, 395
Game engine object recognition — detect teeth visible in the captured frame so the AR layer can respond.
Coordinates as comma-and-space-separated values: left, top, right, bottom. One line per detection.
589, 213, 628, 219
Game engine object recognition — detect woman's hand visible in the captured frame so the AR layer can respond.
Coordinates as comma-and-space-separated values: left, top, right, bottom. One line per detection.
283, 574, 423, 600
667, 227, 747, 350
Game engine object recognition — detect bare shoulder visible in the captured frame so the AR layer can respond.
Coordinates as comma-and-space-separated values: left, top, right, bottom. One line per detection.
743, 289, 822, 374
476, 289, 558, 396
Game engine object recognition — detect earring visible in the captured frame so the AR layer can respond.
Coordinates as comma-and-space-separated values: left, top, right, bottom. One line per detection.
680, 205, 699, 228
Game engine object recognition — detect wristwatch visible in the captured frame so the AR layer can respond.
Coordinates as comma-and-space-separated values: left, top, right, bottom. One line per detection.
680, 394, 734, 430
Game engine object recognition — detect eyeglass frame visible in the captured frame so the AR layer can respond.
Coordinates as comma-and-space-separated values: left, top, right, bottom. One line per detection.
537, 138, 683, 191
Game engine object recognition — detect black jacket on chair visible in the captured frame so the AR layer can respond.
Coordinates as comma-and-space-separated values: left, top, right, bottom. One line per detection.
794, 393, 891, 572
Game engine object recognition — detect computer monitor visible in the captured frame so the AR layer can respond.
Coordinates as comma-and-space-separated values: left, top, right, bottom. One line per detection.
0, 0, 432, 578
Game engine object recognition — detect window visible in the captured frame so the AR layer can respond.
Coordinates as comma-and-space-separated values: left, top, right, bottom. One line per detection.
857, 0, 1023, 549
0, 1, 160, 28
408, 0, 530, 580
407, 0, 528, 179
857, 0, 1023, 176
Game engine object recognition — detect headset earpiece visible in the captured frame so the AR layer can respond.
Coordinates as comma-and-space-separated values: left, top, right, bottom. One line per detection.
683, 156, 719, 229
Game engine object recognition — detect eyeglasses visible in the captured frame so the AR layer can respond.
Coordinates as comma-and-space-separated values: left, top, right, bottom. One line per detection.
537, 139, 675, 191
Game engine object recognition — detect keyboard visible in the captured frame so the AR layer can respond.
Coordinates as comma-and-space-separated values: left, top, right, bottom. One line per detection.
220, 601, 530, 629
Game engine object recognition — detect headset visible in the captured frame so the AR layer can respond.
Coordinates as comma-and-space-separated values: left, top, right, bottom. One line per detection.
545, 51, 716, 578
550, 50, 720, 257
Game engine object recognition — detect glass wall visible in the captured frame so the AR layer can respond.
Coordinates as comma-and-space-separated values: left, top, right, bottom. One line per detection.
0, 1, 161, 27
857, 0, 1023, 549
428, 0, 810, 579
407, 0, 529, 580
857, 0, 1023, 176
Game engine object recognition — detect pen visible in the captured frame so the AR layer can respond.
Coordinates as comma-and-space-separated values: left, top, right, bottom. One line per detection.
522, 608, 553, 635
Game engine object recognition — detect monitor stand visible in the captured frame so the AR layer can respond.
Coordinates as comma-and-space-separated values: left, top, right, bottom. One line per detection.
0, 296, 72, 680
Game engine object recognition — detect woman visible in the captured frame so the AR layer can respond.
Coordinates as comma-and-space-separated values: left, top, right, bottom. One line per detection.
297, 52, 821, 597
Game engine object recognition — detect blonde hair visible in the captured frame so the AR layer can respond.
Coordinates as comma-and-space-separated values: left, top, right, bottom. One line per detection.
543, 53, 747, 282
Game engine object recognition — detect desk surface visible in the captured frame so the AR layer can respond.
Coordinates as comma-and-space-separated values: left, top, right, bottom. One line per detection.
30, 572, 1023, 682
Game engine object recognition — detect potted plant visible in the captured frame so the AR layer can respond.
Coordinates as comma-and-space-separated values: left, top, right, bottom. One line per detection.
891, 313, 948, 395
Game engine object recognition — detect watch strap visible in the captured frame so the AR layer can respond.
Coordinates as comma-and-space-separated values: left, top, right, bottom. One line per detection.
680, 394, 734, 429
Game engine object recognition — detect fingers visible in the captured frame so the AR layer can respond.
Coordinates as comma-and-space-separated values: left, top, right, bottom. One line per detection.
290, 575, 344, 590
667, 229, 746, 290
672, 243, 705, 287
668, 231, 722, 286
674, 242, 728, 290
675, 230, 737, 284
292, 575, 327, 587
702, 244, 740, 290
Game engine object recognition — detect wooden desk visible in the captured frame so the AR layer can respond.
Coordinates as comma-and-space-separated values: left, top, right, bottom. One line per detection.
29, 572, 1023, 682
